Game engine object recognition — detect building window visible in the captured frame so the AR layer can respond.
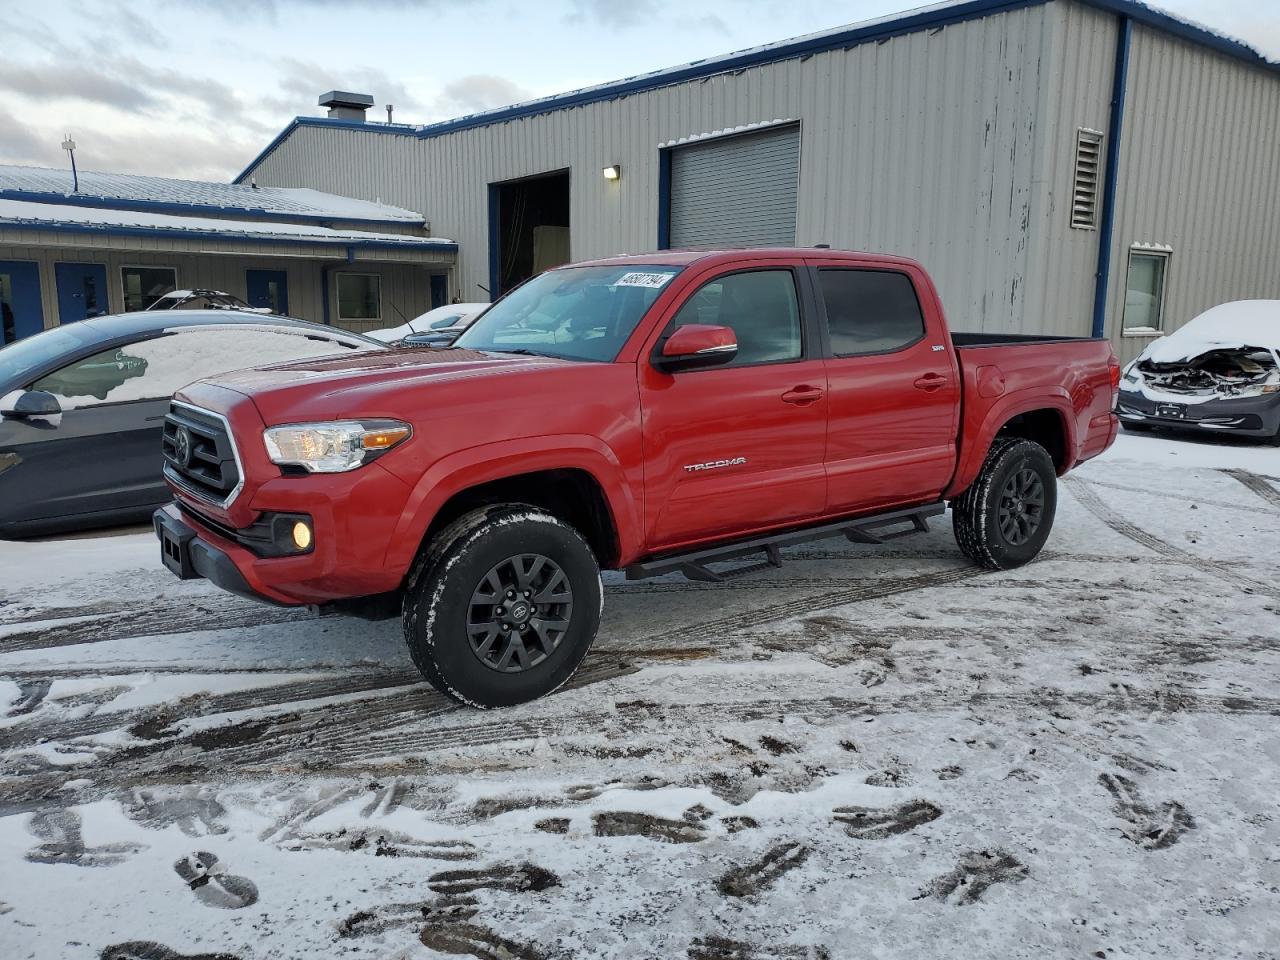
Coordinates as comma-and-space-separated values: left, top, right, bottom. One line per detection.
121, 266, 177, 312
1122, 248, 1170, 333
337, 273, 381, 321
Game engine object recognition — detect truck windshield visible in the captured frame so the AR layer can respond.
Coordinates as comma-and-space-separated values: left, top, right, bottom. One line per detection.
453, 265, 682, 362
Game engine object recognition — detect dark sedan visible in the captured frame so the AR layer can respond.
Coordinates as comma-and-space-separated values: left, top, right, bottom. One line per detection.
0, 311, 382, 537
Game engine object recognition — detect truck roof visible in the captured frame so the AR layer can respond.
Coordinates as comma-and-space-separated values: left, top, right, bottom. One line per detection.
566, 247, 922, 271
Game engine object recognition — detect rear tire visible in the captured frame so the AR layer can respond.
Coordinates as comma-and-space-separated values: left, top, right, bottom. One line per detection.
952, 438, 1057, 570
402, 505, 602, 708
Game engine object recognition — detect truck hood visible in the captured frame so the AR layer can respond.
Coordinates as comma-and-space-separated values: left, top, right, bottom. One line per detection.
200, 347, 581, 421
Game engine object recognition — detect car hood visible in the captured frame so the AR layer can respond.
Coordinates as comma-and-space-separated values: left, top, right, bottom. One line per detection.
199, 347, 581, 420
1141, 300, 1279, 365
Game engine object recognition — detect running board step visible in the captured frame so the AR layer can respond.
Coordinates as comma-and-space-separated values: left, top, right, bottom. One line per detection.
626, 502, 946, 583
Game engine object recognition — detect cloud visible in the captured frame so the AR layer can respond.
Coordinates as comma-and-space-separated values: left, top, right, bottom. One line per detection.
435, 75, 532, 116
563, 0, 726, 32
0, 110, 265, 182
259, 57, 427, 119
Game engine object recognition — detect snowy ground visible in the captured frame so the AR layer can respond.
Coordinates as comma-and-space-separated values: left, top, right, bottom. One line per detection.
1, 432, 1278, 960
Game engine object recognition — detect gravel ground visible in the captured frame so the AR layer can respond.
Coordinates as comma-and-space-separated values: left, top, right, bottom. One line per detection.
1, 432, 1277, 960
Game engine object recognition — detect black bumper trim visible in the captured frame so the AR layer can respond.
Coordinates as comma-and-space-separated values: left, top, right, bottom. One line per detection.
153, 508, 286, 607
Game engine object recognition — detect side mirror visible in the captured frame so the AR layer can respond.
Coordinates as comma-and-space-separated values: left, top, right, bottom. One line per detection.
654, 324, 738, 373
0, 390, 62, 420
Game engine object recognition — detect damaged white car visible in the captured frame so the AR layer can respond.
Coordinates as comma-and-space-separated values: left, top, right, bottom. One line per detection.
1117, 300, 1280, 445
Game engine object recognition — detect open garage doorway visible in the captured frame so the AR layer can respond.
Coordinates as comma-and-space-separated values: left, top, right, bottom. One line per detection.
488, 170, 570, 297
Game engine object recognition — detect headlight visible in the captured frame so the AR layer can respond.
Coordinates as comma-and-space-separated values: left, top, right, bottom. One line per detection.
263, 420, 411, 473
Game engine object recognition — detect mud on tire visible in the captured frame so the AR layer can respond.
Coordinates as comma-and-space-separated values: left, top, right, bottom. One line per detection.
951, 437, 1057, 570
402, 505, 602, 708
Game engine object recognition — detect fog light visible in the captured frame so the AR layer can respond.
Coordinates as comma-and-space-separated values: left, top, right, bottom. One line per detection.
292, 521, 313, 551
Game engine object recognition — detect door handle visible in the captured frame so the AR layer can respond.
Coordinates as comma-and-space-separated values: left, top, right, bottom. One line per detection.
781, 385, 824, 405
914, 373, 949, 392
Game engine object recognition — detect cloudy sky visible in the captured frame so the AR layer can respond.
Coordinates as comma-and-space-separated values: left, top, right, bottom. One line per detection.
5, 0, 1278, 184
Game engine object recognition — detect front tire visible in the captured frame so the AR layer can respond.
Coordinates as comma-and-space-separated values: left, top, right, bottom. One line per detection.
402, 505, 602, 708
952, 438, 1057, 570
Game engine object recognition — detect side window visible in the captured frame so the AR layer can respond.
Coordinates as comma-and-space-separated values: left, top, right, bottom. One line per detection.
819, 269, 925, 357
33, 345, 151, 403
667, 270, 802, 366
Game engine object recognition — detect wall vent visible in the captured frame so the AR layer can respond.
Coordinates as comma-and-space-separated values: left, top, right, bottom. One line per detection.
1071, 129, 1103, 229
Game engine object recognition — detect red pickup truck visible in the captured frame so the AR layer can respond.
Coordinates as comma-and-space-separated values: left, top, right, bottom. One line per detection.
155, 249, 1119, 707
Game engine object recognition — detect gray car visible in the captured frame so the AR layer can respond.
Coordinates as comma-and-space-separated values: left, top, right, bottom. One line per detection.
1116, 300, 1280, 444
0, 311, 382, 537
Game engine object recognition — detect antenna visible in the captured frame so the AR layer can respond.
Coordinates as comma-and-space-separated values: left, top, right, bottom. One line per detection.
61, 135, 79, 193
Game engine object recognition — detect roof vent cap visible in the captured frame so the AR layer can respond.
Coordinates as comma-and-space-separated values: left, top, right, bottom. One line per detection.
319, 91, 375, 121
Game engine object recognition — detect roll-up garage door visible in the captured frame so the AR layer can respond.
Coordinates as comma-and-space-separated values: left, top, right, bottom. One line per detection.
668, 124, 799, 249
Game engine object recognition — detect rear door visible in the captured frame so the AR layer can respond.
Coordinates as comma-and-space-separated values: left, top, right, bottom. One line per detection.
810, 260, 960, 513
638, 263, 827, 550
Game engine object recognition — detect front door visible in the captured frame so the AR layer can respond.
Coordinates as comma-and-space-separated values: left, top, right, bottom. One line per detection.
639, 265, 828, 551
55, 262, 108, 324
0, 261, 44, 344
811, 261, 961, 512
246, 269, 289, 315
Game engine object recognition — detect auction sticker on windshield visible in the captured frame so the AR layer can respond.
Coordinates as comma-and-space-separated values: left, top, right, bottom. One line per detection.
614, 272, 674, 289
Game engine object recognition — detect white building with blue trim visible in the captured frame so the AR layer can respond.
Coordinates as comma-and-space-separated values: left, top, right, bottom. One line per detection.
0, 165, 458, 343
236, 0, 1280, 364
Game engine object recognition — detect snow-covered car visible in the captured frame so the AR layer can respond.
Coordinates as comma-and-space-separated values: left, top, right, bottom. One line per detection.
0, 311, 383, 537
146, 289, 272, 314
1116, 300, 1280, 444
367, 303, 489, 345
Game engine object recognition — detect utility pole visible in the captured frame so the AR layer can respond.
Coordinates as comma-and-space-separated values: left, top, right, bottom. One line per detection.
61, 136, 79, 192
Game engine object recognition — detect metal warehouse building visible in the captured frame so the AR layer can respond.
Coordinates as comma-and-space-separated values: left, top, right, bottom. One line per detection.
0, 165, 457, 342
236, 0, 1280, 364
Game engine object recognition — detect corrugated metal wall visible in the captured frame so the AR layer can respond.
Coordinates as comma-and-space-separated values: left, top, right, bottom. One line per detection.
1022, 2, 1118, 339
0, 238, 447, 334
1104, 23, 1280, 365
248, 4, 1055, 333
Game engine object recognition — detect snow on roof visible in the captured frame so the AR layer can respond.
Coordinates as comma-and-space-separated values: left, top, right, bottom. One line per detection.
1142, 300, 1280, 363
0, 164, 423, 225
0, 198, 456, 250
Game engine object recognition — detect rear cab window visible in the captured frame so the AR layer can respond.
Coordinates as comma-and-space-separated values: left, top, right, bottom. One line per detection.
817, 268, 926, 356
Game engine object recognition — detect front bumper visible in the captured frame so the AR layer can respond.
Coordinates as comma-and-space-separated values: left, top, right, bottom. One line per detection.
1116, 386, 1280, 439
154, 505, 284, 606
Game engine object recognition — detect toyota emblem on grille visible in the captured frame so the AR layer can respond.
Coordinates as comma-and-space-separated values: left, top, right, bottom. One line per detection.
174, 426, 193, 469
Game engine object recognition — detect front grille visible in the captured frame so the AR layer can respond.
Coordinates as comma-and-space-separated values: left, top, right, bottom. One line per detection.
162, 403, 242, 505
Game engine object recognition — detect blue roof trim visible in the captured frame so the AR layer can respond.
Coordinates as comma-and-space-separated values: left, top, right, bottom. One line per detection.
0, 187, 424, 229
0, 219, 458, 252
235, 0, 1278, 183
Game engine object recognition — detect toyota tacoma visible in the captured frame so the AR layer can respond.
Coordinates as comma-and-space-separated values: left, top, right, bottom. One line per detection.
155, 249, 1120, 707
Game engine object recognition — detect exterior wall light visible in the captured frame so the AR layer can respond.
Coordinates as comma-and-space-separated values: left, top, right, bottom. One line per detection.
602, 164, 622, 181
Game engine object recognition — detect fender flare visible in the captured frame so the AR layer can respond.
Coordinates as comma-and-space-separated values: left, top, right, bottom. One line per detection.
382, 434, 642, 574
944, 390, 1077, 499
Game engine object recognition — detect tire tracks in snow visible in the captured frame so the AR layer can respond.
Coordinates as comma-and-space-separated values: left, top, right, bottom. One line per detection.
0, 597, 308, 654
1221, 468, 1280, 509
1063, 476, 1280, 598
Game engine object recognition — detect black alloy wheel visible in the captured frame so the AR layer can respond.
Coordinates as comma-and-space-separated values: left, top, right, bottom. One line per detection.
996, 467, 1045, 546
467, 554, 574, 672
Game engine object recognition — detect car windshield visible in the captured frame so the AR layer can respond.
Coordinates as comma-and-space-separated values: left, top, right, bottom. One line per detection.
453, 265, 681, 362
0, 325, 98, 388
